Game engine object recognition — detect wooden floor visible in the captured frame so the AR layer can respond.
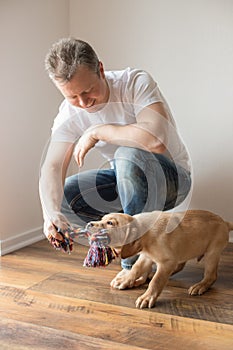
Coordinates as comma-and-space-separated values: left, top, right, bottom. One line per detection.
0, 239, 232, 350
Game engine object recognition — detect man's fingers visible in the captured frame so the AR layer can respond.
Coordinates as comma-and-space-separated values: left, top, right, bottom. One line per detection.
44, 212, 71, 242
47, 225, 62, 240
53, 231, 63, 240
75, 148, 84, 167
73, 148, 79, 165
73, 147, 83, 167
78, 149, 85, 167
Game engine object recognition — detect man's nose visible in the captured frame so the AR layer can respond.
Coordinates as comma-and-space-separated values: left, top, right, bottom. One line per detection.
78, 96, 90, 108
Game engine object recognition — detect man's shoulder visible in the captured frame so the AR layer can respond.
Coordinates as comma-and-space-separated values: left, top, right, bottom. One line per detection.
105, 67, 151, 81
105, 68, 156, 95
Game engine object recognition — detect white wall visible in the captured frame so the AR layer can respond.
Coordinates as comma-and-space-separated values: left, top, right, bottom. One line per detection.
1, 0, 232, 255
0, 0, 69, 254
70, 0, 233, 229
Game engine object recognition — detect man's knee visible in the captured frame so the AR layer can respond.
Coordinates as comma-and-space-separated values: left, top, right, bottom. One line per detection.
114, 146, 145, 162
114, 146, 162, 176
114, 147, 147, 179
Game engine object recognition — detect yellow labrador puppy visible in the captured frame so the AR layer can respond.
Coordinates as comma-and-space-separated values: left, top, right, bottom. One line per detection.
88, 210, 232, 309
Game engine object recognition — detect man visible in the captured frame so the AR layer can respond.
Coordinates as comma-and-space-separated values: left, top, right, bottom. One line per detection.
39, 38, 191, 272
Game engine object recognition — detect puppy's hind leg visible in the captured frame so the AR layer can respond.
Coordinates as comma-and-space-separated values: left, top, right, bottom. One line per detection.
188, 251, 221, 296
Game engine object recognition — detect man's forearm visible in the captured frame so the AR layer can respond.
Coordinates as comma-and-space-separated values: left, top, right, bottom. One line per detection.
39, 141, 74, 221
93, 123, 166, 154
39, 165, 64, 221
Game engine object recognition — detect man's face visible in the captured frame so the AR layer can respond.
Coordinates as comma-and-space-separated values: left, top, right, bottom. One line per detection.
55, 62, 109, 112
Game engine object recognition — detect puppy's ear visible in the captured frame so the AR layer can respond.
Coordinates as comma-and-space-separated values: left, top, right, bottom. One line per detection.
121, 239, 142, 259
120, 225, 142, 259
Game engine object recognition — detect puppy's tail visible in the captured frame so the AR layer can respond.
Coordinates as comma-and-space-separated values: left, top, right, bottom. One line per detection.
227, 222, 233, 231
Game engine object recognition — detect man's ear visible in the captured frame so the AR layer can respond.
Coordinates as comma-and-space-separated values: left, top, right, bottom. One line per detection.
121, 239, 142, 259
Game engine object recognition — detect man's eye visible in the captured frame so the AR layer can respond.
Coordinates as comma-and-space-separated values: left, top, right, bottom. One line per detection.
83, 88, 93, 95
107, 221, 113, 225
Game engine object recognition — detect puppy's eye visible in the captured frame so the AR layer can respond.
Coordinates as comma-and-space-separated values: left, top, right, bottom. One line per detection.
107, 221, 114, 226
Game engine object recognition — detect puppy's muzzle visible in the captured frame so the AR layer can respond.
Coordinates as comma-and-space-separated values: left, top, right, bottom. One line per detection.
85, 223, 111, 246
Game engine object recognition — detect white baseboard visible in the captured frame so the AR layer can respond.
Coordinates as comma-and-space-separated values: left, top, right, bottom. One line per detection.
0, 226, 44, 256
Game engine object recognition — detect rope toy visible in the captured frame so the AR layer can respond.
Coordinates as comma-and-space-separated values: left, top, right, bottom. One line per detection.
83, 229, 118, 267
47, 227, 118, 267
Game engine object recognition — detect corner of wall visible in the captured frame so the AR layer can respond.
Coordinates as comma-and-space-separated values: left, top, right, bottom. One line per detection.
0, 227, 44, 256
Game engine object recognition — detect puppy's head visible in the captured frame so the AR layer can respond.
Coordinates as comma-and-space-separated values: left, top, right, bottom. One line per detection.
87, 213, 142, 258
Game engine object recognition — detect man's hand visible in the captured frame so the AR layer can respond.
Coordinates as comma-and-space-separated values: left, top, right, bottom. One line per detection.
43, 212, 70, 239
73, 127, 99, 167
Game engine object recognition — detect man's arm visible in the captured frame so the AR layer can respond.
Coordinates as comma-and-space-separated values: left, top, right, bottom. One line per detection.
74, 102, 168, 167
39, 141, 75, 237
95, 102, 168, 152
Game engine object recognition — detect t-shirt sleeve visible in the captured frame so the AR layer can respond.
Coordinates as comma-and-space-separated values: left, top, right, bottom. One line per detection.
126, 69, 164, 116
51, 100, 82, 143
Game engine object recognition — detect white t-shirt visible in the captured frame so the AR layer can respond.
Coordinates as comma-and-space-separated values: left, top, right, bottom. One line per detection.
51, 68, 191, 171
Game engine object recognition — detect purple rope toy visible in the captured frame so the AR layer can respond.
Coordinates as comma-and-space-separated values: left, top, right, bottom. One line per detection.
47, 227, 118, 267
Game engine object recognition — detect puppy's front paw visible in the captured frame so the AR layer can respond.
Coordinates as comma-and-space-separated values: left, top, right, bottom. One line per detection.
110, 269, 136, 290
188, 282, 210, 296
135, 291, 157, 309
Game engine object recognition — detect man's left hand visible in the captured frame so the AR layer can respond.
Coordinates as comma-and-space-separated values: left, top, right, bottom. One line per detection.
73, 127, 99, 167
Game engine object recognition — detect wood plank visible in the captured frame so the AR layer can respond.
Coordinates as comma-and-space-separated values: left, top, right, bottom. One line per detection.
28, 263, 233, 324
0, 286, 232, 350
0, 317, 145, 350
3, 238, 232, 279
0, 240, 121, 289
0, 265, 53, 289
1, 240, 232, 290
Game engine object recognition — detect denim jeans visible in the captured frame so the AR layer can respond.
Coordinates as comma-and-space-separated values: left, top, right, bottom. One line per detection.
62, 146, 191, 269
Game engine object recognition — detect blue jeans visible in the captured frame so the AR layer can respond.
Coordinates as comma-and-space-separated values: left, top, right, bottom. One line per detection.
62, 146, 191, 269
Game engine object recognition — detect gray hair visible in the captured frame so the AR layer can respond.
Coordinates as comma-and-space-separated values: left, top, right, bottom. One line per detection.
45, 38, 100, 83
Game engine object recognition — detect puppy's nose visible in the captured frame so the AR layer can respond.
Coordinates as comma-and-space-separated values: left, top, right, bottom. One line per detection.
86, 222, 94, 229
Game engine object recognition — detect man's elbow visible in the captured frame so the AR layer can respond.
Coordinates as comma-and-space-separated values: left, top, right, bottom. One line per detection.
40, 162, 61, 179
149, 141, 166, 154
